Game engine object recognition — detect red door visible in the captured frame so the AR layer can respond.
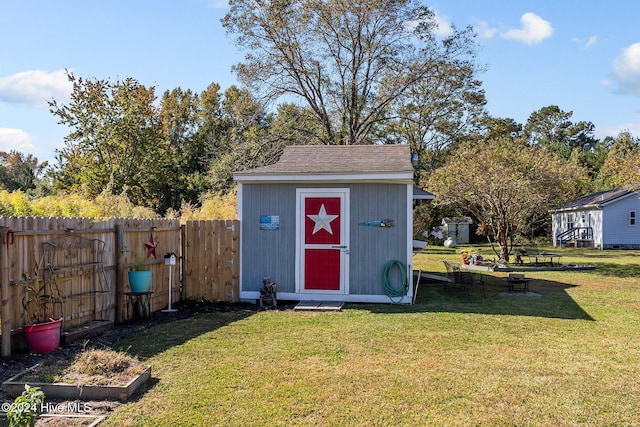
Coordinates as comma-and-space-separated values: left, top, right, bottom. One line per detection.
298, 190, 349, 293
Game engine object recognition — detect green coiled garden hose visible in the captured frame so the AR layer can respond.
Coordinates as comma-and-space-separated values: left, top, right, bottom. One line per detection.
382, 260, 408, 303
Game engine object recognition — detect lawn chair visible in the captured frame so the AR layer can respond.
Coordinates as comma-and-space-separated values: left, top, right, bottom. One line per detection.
443, 260, 485, 298
443, 260, 462, 293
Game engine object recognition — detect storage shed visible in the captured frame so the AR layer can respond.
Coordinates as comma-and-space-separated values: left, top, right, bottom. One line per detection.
441, 217, 473, 245
233, 144, 418, 304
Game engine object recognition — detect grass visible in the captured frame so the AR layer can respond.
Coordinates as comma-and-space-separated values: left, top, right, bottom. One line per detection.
100, 245, 640, 426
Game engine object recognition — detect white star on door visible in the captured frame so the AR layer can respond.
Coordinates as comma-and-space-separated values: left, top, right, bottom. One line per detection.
307, 204, 339, 234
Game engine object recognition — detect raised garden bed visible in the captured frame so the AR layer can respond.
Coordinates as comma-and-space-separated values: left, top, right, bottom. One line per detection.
2, 349, 151, 402
459, 261, 595, 273
2, 364, 151, 403
494, 264, 595, 272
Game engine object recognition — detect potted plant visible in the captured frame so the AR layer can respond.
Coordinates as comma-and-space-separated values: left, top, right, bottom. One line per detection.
458, 248, 471, 264
128, 255, 152, 293
458, 247, 482, 265
13, 272, 64, 354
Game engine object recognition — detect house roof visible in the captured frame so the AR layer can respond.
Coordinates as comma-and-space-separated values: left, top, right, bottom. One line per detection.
551, 188, 638, 212
234, 144, 414, 183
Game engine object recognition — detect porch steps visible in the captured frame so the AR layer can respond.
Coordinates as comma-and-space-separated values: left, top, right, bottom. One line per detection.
294, 301, 344, 312
563, 238, 595, 248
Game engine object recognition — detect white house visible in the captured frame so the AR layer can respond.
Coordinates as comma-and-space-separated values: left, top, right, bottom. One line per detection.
550, 188, 640, 249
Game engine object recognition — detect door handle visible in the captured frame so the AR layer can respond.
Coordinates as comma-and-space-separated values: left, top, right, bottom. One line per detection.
331, 245, 349, 254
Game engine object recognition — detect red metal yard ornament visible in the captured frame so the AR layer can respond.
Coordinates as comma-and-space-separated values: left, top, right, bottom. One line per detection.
145, 231, 158, 259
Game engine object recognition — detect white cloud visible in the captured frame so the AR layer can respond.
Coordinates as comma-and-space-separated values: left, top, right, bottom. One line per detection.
501, 12, 553, 45
0, 128, 39, 155
0, 69, 72, 108
613, 42, 640, 96
474, 20, 497, 39
597, 122, 640, 140
572, 35, 598, 49
433, 11, 453, 37
207, 0, 228, 8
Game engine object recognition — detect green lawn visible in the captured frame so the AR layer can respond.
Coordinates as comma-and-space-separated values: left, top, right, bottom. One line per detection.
102, 246, 640, 426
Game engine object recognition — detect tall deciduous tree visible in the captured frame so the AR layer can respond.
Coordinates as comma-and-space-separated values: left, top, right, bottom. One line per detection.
598, 131, 640, 189
223, 0, 479, 145
207, 85, 272, 193
428, 137, 589, 260
49, 72, 163, 208
159, 86, 219, 212
476, 116, 522, 140
0, 151, 47, 193
386, 61, 486, 183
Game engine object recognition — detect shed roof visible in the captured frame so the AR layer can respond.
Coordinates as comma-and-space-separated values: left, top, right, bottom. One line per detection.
413, 186, 435, 200
234, 144, 414, 183
441, 216, 473, 225
551, 188, 638, 212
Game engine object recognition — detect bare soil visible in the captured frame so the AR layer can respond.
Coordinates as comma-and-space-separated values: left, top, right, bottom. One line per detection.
1, 300, 263, 425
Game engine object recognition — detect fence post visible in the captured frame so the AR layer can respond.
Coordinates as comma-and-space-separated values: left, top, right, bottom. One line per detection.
115, 223, 125, 323
180, 224, 186, 301
1, 227, 13, 357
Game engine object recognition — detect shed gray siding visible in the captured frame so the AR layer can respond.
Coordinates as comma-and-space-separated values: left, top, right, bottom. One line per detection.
240, 184, 298, 293
349, 183, 408, 295
442, 223, 471, 244
240, 182, 408, 297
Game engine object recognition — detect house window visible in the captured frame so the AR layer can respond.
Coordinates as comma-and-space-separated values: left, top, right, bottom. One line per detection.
567, 213, 575, 229
631, 211, 636, 226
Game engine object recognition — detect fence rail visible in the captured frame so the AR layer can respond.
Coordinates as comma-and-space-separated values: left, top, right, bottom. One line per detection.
0, 217, 239, 357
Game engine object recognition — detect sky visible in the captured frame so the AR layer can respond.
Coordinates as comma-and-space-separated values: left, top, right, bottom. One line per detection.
1, 0, 640, 164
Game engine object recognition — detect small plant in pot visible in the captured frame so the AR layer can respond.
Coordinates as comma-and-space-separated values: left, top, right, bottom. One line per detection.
12, 271, 64, 354
128, 255, 152, 293
458, 247, 482, 265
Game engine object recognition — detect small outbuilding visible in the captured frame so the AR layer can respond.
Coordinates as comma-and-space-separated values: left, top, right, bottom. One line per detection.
233, 144, 422, 304
441, 217, 473, 245
551, 188, 640, 249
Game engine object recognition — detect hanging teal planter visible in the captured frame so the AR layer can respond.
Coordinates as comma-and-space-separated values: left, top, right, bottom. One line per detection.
128, 270, 152, 293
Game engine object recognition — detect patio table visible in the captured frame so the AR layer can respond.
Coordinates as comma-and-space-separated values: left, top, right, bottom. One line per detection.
528, 253, 562, 266
503, 276, 532, 293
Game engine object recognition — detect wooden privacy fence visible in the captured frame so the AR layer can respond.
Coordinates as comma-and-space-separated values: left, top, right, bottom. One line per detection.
183, 220, 240, 302
0, 217, 240, 357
